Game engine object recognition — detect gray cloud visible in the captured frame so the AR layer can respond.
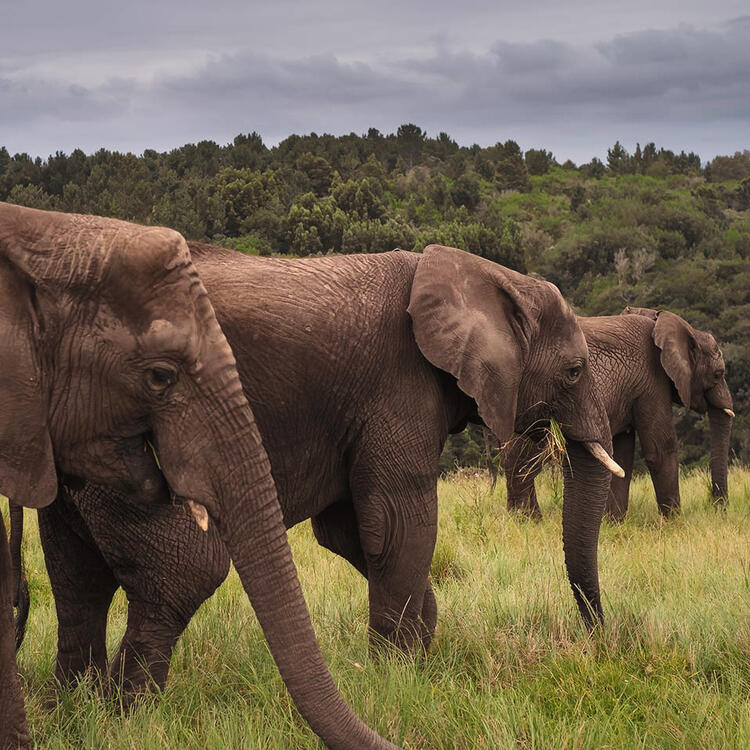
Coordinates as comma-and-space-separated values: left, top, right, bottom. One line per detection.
1, 5, 748, 163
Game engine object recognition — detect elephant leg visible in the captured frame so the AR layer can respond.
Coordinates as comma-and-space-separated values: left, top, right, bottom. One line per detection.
107, 600, 184, 706
351, 478, 438, 655
311, 500, 368, 577
312, 500, 438, 649
69, 486, 231, 702
635, 405, 681, 516
37, 492, 118, 685
501, 434, 543, 518
1, 512, 30, 750
605, 430, 635, 521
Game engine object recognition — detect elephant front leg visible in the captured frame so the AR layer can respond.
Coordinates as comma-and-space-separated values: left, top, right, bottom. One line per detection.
501, 434, 543, 518
605, 430, 635, 521
108, 602, 184, 705
312, 500, 438, 651
37, 497, 117, 685
635, 404, 681, 516
355, 490, 438, 656
70, 484, 230, 706
1, 513, 31, 750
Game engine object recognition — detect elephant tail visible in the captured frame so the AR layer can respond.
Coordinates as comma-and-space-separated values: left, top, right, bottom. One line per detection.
9, 503, 29, 651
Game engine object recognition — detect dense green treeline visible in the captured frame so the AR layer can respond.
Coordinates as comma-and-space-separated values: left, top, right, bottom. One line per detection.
2, 128, 749, 468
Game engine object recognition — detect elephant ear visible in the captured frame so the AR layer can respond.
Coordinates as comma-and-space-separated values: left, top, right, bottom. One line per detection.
0, 260, 57, 507
0, 205, 58, 508
652, 310, 695, 408
622, 305, 659, 320
408, 244, 541, 445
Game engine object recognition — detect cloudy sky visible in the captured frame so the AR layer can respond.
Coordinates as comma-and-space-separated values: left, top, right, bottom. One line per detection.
2, 1, 748, 164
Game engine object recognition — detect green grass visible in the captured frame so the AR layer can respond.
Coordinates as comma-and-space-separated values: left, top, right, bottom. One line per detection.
7, 467, 750, 748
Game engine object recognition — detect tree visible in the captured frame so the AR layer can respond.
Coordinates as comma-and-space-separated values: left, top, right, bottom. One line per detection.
524, 148, 555, 176
295, 152, 336, 196
450, 173, 481, 210
396, 123, 425, 169
495, 152, 531, 192
607, 141, 631, 174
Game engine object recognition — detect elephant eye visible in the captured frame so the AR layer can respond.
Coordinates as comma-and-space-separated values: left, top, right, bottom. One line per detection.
714, 369, 724, 381
566, 365, 583, 383
145, 366, 177, 394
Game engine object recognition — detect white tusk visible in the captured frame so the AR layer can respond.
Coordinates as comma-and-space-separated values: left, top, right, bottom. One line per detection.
723, 408, 735, 418
583, 442, 625, 478
186, 500, 209, 532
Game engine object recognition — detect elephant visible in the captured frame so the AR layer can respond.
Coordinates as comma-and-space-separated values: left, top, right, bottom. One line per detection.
501, 306, 734, 521
0, 203, 394, 750
13, 241, 624, 708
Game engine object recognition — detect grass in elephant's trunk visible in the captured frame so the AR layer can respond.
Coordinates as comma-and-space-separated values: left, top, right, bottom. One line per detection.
508, 418, 569, 482
11, 465, 750, 748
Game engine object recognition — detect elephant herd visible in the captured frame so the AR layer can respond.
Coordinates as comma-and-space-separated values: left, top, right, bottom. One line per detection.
0, 203, 733, 749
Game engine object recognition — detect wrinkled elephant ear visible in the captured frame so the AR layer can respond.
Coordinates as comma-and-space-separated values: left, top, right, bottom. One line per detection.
622, 305, 659, 320
0, 257, 57, 508
408, 244, 541, 445
652, 310, 695, 408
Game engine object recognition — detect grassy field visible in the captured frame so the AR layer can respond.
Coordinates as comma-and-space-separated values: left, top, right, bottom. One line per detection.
7, 467, 750, 749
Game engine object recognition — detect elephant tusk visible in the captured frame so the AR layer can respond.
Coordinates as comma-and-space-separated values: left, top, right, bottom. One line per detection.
723, 408, 735, 418
186, 499, 210, 532
583, 442, 625, 478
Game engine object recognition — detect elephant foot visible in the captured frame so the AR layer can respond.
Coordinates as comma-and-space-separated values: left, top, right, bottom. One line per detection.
0, 727, 30, 750
367, 615, 434, 659
508, 503, 543, 521
603, 510, 626, 524
107, 649, 169, 710
656, 503, 681, 519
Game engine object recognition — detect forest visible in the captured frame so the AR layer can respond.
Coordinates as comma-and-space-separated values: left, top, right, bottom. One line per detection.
2, 126, 748, 469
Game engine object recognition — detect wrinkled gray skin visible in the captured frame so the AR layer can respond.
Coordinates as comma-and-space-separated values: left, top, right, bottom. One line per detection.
18, 243, 619, 706
502, 307, 734, 521
0, 204, 394, 750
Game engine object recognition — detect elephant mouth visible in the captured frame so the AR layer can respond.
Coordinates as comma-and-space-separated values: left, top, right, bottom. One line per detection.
514, 402, 553, 441
113, 434, 171, 502
142, 435, 211, 531
515, 404, 624, 478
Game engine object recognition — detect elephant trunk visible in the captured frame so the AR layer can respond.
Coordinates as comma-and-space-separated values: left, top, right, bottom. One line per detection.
707, 407, 732, 505
156, 299, 395, 750
207, 403, 394, 749
561, 441, 610, 629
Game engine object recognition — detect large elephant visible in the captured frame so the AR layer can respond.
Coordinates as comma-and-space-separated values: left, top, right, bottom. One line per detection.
0, 204, 394, 750
502, 307, 734, 520
14, 242, 623, 706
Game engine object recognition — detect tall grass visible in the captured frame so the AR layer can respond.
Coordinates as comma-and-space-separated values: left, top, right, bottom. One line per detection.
6, 466, 750, 748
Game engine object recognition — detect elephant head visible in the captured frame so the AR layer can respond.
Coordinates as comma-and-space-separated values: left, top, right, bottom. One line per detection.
623, 306, 734, 502
0, 203, 394, 750
409, 244, 620, 627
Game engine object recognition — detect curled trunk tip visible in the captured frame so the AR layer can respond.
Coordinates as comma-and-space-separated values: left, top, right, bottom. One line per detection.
583, 442, 625, 478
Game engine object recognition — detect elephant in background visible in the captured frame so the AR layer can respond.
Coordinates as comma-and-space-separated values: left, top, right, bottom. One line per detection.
502, 307, 734, 521
15, 242, 622, 706
0, 204, 394, 750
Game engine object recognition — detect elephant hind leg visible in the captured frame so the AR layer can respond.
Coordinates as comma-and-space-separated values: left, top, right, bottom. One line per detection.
605, 430, 635, 521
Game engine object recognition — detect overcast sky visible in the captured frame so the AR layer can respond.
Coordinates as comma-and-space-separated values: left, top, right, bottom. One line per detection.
1, 1, 748, 164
